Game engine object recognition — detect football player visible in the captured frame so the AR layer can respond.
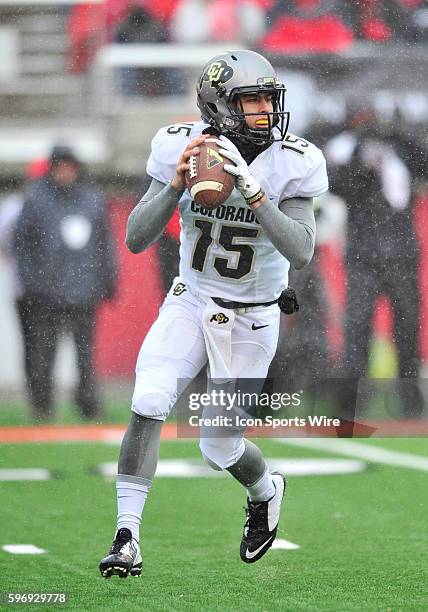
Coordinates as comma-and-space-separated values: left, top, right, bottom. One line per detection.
99, 49, 328, 578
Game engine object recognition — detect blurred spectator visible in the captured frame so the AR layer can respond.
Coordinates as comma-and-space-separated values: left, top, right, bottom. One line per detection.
261, 0, 355, 53
327, 109, 425, 417
116, 5, 169, 45
0, 160, 49, 415
68, 0, 180, 73
115, 3, 187, 96
267, 193, 347, 394
352, 0, 392, 42
354, 0, 427, 43
0, 162, 49, 250
68, 0, 427, 75
115, 4, 171, 96
12, 146, 118, 422
170, 0, 266, 44
385, 110, 428, 188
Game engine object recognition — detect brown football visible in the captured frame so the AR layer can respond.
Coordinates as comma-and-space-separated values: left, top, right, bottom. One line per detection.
185, 138, 235, 210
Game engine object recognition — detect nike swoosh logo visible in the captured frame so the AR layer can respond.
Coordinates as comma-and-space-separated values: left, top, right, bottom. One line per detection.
251, 323, 269, 331
245, 537, 274, 560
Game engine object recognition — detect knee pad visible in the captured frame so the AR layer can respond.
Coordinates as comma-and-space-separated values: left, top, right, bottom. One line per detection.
199, 437, 245, 471
200, 450, 223, 471
132, 392, 170, 421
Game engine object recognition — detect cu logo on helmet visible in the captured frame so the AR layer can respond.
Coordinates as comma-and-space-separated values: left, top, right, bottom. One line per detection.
204, 60, 234, 87
210, 312, 229, 324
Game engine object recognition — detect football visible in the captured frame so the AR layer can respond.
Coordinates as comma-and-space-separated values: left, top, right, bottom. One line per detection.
185, 138, 235, 209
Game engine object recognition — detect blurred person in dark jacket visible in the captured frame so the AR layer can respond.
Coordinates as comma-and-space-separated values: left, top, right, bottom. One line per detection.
115, 3, 183, 97
266, 192, 347, 396
13, 145, 118, 422
0, 159, 49, 408
327, 110, 424, 418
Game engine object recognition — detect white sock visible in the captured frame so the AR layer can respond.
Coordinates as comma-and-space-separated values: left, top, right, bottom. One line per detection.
247, 468, 275, 502
116, 475, 151, 542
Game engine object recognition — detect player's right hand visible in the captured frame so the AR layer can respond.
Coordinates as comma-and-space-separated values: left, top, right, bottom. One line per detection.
171, 134, 210, 191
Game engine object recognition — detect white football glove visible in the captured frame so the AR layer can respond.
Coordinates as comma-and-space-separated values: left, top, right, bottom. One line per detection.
218, 135, 265, 205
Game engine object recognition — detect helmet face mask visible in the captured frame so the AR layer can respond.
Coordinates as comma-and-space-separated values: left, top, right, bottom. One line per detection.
197, 51, 289, 146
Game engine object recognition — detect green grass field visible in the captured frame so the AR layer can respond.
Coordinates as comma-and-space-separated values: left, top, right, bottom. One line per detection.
1, 435, 428, 611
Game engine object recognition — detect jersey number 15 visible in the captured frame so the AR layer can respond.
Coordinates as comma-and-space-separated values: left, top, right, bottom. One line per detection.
191, 219, 259, 280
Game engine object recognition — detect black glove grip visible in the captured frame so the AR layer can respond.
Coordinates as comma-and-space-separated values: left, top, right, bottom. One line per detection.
278, 287, 300, 315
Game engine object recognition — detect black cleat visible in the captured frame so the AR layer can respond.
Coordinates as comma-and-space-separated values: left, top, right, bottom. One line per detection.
99, 528, 142, 578
240, 473, 286, 564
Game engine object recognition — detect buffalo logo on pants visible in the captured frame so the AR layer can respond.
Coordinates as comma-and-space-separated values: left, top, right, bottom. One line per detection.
172, 282, 187, 296
210, 312, 229, 324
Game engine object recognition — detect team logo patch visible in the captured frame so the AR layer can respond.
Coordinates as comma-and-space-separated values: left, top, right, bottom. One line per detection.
172, 282, 187, 296
206, 147, 223, 169
210, 312, 229, 324
202, 60, 234, 88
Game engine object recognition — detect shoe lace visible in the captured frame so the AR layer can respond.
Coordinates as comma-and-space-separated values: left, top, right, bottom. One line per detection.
111, 540, 125, 554
243, 501, 266, 537
111, 531, 132, 554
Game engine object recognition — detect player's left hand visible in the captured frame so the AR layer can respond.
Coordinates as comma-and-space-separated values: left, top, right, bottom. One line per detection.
172, 134, 210, 191
218, 136, 265, 206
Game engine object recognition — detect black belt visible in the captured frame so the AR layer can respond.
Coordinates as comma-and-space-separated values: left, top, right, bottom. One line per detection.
212, 297, 278, 310
212, 287, 300, 314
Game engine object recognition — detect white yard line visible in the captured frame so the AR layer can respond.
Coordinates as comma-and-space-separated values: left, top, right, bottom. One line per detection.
2, 544, 46, 554
0, 468, 51, 481
272, 539, 300, 550
97, 458, 367, 480
278, 438, 428, 472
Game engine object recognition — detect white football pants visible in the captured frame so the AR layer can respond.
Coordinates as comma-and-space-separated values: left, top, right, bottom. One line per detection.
131, 279, 280, 469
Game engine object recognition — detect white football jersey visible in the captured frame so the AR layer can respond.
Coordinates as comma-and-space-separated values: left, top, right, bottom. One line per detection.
146, 121, 328, 303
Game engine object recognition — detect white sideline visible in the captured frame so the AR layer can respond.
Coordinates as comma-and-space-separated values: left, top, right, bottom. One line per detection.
278, 438, 428, 472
